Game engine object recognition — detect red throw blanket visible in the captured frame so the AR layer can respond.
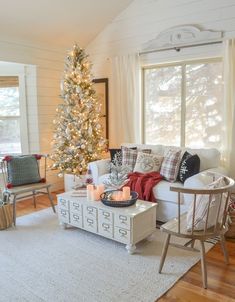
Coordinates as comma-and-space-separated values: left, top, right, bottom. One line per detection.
125, 171, 163, 202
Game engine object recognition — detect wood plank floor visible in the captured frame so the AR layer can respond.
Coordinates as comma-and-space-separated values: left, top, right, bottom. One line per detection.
15, 194, 235, 302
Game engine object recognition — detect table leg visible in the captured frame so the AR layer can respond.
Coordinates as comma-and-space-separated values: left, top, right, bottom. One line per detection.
60, 222, 68, 229
126, 244, 136, 254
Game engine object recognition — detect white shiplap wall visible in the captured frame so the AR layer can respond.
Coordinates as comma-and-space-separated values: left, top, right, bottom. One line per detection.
86, 0, 235, 146
0, 41, 65, 191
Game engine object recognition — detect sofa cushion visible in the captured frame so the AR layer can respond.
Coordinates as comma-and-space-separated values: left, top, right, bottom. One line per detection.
152, 180, 183, 203
134, 152, 163, 173
177, 151, 200, 183
122, 147, 151, 171
121, 143, 164, 156
109, 149, 122, 164
184, 147, 220, 172
122, 144, 221, 172
160, 149, 182, 182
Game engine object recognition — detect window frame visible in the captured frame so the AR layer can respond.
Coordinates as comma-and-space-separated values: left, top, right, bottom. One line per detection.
142, 57, 222, 147
0, 65, 29, 155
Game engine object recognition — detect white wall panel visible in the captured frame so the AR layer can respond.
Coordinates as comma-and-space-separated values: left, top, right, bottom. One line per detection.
0, 41, 65, 191
86, 0, 235, 147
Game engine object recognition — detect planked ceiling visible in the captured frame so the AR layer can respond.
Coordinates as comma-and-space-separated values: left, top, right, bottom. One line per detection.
0, 0, 133, 51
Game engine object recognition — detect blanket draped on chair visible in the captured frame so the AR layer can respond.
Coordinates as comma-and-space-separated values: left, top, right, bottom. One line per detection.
125, 172, 163, 202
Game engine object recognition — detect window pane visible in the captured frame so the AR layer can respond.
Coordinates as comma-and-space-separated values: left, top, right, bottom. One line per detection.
0, 85, 20, 116
185, 62, 223, 148
0, 119, 21, 154
144, 66, 182, 146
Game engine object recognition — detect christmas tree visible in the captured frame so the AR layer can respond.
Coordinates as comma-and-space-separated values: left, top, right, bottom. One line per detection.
51, 44, 106, 176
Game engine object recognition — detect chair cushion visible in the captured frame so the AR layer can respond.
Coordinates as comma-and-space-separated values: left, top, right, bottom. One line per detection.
6, 155, 41, 187
134, 152, 163, 173
160, 149, 182, 182
177, 151, 200, 183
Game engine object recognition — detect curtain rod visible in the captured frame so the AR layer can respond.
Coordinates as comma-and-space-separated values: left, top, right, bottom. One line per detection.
139, 40, 223, 56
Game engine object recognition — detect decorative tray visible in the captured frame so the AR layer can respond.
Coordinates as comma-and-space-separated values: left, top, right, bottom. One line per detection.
100, 190, 138, 207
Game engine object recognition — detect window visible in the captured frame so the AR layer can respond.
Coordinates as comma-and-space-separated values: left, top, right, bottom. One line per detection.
0, 76, 21, 154
143, 59, 223, 149
0, 63, 29, 155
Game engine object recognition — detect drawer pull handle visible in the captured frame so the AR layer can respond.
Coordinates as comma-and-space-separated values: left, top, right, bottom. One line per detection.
87, 207, 94, 214
60, 199, 67, 207
119, 215, 127, 222
73, 214, 79, 220
119, 229, 127, 237
103, 212, 110, 218
87, 218, 94, 226
73, 203, 80, 209
102, 223, 110, 231
60, 210, 67, 217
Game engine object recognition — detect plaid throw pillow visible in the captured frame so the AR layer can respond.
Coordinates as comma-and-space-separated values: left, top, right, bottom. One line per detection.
160, 149, 181, 182
122, 147, 152, 171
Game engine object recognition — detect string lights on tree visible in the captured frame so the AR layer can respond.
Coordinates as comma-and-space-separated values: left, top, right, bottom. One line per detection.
51, 44, 106, 176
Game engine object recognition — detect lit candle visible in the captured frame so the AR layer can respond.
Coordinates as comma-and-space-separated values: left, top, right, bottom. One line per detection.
95, 189, 101, 201
96, 184, 105, 197
117, 191, 123, 201
87, 184, 94, 201
122, 186, 130, 200
90, 190, 96, 201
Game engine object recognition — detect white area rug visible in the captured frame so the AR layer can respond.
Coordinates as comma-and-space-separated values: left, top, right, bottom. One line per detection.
0, 208, 212, 302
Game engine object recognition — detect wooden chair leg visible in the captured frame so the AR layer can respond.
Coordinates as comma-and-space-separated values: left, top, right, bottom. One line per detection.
33, 191, 36, 208
47, 187, 56, 213
220, 234, 229, 264
12, 195, 17, 226
199, 240, 207, 289
191, 239, 195, 248
158, 234, 171, 273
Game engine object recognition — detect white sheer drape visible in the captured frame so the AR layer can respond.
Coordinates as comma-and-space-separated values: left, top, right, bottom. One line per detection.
223, 39, 235, 178
110, 54, 141, 146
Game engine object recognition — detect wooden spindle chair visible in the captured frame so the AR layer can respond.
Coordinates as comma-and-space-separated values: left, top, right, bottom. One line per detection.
158, 174, 234, 288
1, 154, 56, 226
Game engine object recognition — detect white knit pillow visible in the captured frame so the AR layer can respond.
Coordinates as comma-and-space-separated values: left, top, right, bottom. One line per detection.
133, 152, 163, 173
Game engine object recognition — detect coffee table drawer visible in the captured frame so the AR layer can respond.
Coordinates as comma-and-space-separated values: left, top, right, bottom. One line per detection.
84, 206, 97, 219
98, 221, 113, 238
99, 209, 113, 224
58, 208, 69, 223
58, 198, 69, 211
70, 201, 82, 214
70, 213, 83, 228
114, 227, 130, 244
114, 213, 131, 230
84, 216, 97, 233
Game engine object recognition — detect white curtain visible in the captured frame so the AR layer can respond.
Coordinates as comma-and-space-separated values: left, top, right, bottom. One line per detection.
223, 39, 235, 178
110, 54, 141, 146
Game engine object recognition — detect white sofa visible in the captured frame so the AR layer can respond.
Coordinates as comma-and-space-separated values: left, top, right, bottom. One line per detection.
88, 143, 227, 222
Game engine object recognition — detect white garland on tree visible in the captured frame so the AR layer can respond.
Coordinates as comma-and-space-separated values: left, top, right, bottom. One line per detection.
51, 44, 106, 175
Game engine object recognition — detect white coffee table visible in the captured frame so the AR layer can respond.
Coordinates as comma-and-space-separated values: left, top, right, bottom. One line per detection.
57, 191, 157, 254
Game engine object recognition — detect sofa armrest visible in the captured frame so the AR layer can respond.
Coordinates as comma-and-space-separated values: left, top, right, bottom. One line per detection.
88, 159, 111, 185
182, 167, 228, 206
184, 167, 228, 189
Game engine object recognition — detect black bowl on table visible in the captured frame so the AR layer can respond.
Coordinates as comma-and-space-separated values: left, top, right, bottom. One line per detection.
100, 190, 138, 207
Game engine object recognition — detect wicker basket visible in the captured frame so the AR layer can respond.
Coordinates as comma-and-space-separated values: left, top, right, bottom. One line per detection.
226, 212, 235, 238
0, 204, 13, 230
